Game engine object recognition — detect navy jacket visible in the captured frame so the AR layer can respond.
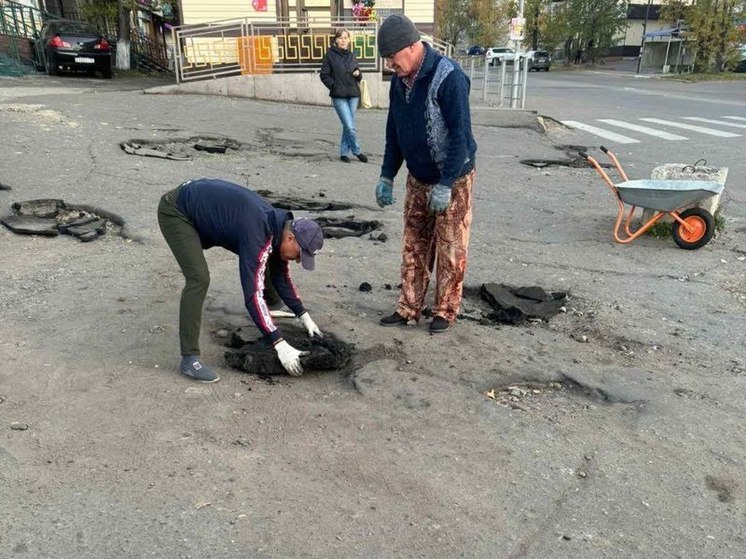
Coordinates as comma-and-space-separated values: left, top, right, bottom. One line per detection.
381, 43, 477, 188
176, 179, 305, 343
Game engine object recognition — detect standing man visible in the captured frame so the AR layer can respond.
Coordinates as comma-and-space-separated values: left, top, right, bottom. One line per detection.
158, 178, 325, 382
374, 15, 477, 334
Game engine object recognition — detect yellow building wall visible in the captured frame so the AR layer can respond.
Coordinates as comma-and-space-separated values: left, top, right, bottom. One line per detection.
404, 1, 434, 24
178, 0, 279, 24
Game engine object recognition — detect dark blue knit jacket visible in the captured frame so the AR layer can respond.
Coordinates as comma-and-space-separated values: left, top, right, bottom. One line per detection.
380, 43, 477, 188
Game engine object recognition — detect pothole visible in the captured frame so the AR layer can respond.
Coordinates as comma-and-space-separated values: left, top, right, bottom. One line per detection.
120, 136, 245, 161
253, 191, 385, 241
520, 156, 610, 169
1, 199, 130, 242
314, 216, 383, 238
459, 283, 567, 325
255, 190, 354, 211
219, 325, 354, 376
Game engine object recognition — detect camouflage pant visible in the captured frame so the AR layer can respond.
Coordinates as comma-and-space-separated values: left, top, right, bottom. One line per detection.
396, 171, 475, 323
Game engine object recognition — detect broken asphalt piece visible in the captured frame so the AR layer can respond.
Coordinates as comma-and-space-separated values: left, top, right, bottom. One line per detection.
12, 199, 64, 218
1, 215, 59, 236
369, 231, 388, 242
10, 422, 29, 431
223, 327, 353, 376
1, 199, 126, 242
255, 190, 354, 212
314, 217, 383, 239
0, 181, 12, 191
359, 282, 372, 292
121, 141, 192, 161
479, 283, 567, 324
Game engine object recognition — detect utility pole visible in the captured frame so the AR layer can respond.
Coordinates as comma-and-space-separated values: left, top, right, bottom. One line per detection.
636, 0, 652, 74
510, 0, 525, 108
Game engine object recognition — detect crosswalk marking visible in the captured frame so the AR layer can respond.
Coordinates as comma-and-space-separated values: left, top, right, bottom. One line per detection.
561, 121, 640, 144
683, 117, 746, 129
639, 118, 741, 138
597, 119, 688, 140
722, 116, 746, 122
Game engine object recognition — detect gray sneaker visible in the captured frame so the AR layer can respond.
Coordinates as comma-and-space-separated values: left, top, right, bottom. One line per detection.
180, 356, 220, 383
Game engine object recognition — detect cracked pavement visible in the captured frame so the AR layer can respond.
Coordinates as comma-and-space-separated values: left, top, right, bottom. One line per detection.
0, 75, 744, 558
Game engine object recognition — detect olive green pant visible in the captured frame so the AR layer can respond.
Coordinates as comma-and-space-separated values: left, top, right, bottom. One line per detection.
157, 187, 280, 356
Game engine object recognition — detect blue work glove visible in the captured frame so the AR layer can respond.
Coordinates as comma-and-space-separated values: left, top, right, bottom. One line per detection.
375, 177, 395, 208
428, 183, 452, 214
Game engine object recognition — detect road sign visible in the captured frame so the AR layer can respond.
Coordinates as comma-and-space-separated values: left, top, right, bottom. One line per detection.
510, 17, 526, 41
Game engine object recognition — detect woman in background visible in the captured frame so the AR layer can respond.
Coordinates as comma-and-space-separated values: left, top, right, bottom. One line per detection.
320, 28, 368, 163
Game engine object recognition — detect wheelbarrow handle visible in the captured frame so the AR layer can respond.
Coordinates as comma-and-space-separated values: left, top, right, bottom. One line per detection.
578, 151, 589, 159
600, 145, 609, 154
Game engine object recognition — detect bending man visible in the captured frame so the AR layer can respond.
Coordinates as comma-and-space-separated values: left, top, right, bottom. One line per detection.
158, 178, 324, 381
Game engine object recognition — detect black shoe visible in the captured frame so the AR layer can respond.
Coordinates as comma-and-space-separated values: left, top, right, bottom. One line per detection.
355, 153, 368, 163
430, 316, 449, 334
340, 156, 350, 163
380, 311, 408, 327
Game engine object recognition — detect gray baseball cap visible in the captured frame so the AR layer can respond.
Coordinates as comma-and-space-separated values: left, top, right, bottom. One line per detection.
291, 218, 324, 270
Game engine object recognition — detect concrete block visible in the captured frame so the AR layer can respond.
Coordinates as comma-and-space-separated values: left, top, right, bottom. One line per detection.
641, 164, 728, 223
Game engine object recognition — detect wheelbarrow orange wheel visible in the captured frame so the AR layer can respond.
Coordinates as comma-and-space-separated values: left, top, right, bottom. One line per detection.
672, 208, 715, 250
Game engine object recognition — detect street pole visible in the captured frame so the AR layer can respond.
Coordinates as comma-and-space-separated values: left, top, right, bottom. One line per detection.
510, 0, 525, 108
636, 0, 652, 74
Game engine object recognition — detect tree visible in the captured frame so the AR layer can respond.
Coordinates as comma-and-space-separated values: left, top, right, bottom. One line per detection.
563, 0, 627, 63
538, 1, 572, 55
467, 0, 515, 46
662, 0, 746, 72
435, 0, 472, 46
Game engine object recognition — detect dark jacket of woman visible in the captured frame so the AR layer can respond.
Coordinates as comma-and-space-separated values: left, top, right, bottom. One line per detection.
320, 45, 362, 99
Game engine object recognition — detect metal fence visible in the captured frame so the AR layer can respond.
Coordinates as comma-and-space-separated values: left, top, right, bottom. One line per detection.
172, 16, 380, 83
454, 54, 529, 108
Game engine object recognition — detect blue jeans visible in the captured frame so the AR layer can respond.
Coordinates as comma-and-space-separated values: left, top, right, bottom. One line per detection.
331, 97, 361, 157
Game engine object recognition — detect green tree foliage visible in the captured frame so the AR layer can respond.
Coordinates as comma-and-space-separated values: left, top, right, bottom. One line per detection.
662, 0, 746, 72
467, 0, 516, 46
435, 0, 472, 45
563, 0, 627, 62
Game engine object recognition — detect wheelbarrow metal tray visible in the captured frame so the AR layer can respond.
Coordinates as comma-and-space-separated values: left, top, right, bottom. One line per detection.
616, 179, 724, 212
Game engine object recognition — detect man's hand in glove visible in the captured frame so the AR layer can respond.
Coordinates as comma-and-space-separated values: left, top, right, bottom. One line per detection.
298, 312, 323, 338
375, 177, 395, 208
274, 339, 309, 376
428, 183, 451, 214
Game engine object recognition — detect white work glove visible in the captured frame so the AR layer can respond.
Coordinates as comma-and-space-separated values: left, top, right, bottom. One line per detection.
298, 311, 323, 338
274, 339, 309, 376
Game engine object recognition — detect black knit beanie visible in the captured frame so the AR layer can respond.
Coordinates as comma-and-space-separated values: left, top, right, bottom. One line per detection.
377, 15, 421, 58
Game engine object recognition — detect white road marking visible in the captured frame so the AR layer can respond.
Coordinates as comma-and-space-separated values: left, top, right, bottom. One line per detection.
722, 116, 746, 122
562, 121, 640, 144
683, 117, 746, 129
597, 119, 688, 140
639, 118, 741, 138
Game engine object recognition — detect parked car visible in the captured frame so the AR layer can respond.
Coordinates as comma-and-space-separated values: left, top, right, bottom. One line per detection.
526, 49, 551, 71
466, 45, 485, 56
33, 19, 113, 79
484, 47, 515, 66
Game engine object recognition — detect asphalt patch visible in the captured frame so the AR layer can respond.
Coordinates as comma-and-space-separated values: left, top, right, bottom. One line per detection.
1, 199, 127, 242
223, 326, 353, 376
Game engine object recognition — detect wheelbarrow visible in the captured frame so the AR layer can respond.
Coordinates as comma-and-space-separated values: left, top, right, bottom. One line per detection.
580, 147, 724, 250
